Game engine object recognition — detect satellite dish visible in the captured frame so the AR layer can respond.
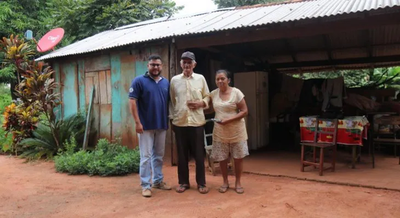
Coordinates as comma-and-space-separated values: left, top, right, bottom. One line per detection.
37, 28, 64, 52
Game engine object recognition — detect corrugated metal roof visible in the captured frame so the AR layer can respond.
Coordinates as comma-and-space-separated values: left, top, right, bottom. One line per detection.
37, 0, 400, 61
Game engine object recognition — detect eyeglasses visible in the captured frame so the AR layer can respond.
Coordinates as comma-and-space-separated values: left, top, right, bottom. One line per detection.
182, 61, 193, 65
149, 63, 161, 67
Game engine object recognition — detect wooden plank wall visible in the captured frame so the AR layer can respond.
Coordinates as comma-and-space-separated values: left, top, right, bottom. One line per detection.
83, 55, 112, 143
77, 60, 85, 112
60, 62, 79, 118
119, 52, 136, 148
53, 62, 62, 120
53, 44, 172, 150
98, 70, 112, 139
110, 53, 122, 142
117, 44, 170, 148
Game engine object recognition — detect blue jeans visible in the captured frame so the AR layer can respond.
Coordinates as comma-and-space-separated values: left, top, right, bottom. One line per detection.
138, 129, 167, 190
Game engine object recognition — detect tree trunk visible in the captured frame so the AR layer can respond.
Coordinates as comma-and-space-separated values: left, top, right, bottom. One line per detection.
10, 80, 18, 100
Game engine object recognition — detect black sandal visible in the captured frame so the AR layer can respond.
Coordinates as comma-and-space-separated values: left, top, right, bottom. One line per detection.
175, 184, 190, 193
198, 185, 209, 194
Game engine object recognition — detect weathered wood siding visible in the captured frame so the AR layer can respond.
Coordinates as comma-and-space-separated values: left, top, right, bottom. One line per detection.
53, 44, 172, 149
60, 62, 79, 118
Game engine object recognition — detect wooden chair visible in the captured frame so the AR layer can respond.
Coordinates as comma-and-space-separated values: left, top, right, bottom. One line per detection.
300, 118, 338, 176
204, 130, 216, 175
373, 116, 400, 165
204, 120, 235, 176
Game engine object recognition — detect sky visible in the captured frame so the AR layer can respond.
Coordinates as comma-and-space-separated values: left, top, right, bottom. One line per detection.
173, 0, 218, 16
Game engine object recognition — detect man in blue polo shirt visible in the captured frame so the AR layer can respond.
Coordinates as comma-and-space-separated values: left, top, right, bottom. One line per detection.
129, 54, 171, 197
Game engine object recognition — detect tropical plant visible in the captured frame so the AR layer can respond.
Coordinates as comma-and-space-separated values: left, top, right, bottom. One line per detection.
19, 113, 87, 160
2, 102, 41, 154
15, 61, 61, 136
0, 35, 35, 99
0, 83, 12, 153
0, 127, 13, 153
0, 83, 12, 114
0, 35, 64, 158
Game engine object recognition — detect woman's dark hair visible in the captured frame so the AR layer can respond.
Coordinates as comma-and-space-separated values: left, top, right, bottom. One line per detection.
216, 69, 232, 80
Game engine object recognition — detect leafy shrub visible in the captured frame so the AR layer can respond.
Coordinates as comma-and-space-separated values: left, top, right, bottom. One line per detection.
2, 102, 41, 154
0, 127, 13, 154
19, 112, 87, 160
0, 85, 13, 154
55, 138, 140, 176
0, 84, 12, 115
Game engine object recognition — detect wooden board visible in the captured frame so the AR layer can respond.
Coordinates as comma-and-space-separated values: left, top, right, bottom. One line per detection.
83, 87, 95, 150
84, 70, 114, 144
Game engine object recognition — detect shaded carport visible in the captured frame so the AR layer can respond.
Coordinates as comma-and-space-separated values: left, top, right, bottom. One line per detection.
167, 1, 400, 164
35, 0, 400, 165
175, 4, 400, 74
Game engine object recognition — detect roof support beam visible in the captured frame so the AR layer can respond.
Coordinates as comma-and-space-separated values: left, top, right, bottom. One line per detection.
364, 29, 373, 59
270, 55, 400, 69
283, 38, 297, 63
244, 41, 400, 59
199, 47, 243, 61
322, 34, 333, 63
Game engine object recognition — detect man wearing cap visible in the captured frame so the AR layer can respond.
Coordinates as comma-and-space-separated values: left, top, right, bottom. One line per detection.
169, 51, 210, 194
129, 54, 171, 197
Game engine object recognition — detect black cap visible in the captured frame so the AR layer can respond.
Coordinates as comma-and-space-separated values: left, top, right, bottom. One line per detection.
181, 51, 195, 61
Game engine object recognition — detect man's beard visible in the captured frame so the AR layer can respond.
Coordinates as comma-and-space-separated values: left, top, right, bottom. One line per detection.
149, 70, 161, 77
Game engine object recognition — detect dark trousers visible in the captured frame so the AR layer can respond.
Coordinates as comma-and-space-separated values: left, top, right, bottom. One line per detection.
174, 125, 206, 186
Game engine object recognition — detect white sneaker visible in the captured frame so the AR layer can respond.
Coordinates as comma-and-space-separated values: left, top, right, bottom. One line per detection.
142, 189, 152, 197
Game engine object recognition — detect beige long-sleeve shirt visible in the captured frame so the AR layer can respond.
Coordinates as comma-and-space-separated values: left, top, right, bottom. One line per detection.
169, 72, 210, 127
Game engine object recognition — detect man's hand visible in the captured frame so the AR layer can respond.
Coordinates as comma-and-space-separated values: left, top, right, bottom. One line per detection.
187, 100, 204, 110
136, 122, 144, 134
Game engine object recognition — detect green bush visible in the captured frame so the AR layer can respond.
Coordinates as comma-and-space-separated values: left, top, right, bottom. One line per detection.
0, 84, 12, 154
0, 127, 12, 154
0, 83, 12, 115
19, 112, 87, 160
55, 138, 140, 176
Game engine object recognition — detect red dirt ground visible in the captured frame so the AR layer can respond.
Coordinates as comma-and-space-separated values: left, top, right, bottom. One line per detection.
1, 155, 400, 218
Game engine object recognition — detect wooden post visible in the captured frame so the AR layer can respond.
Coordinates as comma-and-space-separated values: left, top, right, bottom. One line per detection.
83, 86, 95, 150
169, 42, 178, 166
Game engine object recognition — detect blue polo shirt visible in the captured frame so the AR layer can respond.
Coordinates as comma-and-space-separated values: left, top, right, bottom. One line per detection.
129, 72, 169, 130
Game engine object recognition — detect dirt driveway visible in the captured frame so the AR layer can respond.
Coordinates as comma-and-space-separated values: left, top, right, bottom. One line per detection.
0, 155, 399, 218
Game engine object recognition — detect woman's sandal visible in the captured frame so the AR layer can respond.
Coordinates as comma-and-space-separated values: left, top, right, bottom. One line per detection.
175, 184, 190, 193
198, 185, 209, 194
235, 187, 244, 194
218, 185, 229, 193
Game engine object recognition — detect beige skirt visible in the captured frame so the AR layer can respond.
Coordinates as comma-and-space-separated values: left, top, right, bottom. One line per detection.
210, 140, 249, 162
